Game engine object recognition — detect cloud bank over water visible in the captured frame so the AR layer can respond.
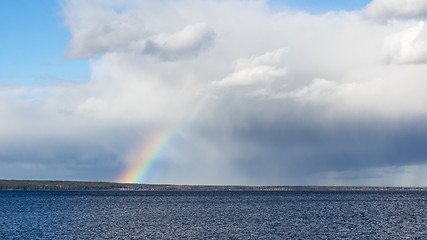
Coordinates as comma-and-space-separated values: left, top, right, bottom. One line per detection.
2, 0, 427, 186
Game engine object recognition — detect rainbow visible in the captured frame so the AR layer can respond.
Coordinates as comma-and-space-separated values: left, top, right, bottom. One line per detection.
116, 126, 175, 183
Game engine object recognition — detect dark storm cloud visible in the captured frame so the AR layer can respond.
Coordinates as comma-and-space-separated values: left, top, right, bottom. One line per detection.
188, 96, 427, 184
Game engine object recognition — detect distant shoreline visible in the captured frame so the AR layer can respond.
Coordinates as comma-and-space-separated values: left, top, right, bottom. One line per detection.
1, 179, 426, 191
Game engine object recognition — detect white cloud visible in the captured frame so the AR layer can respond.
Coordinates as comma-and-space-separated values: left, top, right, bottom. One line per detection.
275, 73, 427, 117
383, 21, 427, 64
364, 0, 427, 19
279, 78, 338, 100
211, 48, 287, 87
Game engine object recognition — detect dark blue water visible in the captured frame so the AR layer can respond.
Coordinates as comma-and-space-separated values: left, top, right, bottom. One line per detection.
0, 191, 426, 239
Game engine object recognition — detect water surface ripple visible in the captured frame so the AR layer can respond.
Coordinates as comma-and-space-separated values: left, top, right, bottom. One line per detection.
1, 191, 426, 239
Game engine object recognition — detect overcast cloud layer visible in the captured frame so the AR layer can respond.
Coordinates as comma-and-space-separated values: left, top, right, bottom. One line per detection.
2, 0, 427, 186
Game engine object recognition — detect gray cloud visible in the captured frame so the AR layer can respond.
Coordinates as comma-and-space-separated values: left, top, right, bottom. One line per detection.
64, 1, 215, 61
364, 0, 427, 19
63, 1, 148, 59
144, 23, 216, 61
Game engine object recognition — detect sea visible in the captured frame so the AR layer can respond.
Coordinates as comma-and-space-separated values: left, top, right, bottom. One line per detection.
0, 191, 426, 239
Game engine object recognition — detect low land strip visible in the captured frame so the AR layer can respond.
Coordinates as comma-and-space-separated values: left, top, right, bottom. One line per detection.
0, 179, 426, 191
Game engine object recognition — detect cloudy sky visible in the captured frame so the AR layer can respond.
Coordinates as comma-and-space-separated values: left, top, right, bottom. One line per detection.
1, 0, 427, 186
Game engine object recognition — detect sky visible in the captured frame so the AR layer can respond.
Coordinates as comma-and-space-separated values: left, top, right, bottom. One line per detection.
1, 0, 427, 186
